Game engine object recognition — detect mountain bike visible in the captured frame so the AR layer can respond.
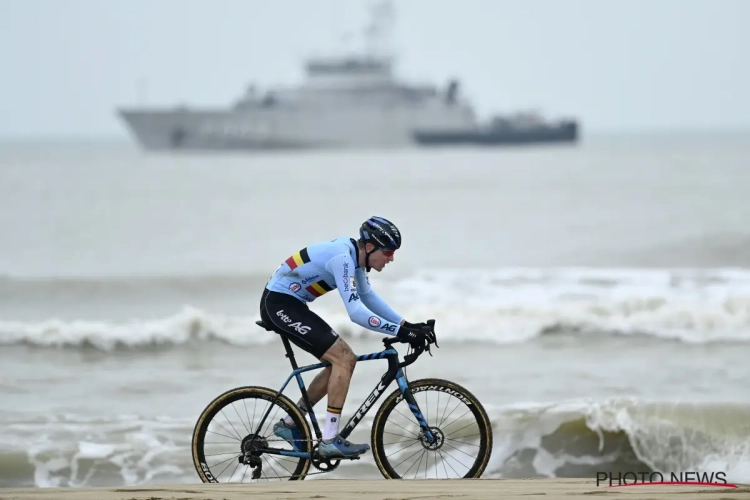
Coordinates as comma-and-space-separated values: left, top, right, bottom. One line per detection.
191, 319, 493, 481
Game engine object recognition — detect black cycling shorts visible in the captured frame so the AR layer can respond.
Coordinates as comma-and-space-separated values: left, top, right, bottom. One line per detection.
259, 288, 339, 360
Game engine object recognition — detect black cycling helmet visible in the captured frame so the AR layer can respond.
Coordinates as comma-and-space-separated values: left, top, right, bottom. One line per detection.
359, 216, 401, 270
360, 216, 401, 251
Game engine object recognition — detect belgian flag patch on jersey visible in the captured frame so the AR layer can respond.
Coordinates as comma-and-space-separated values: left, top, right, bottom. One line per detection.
306, 280, 333, 297
285, 248, 311, 270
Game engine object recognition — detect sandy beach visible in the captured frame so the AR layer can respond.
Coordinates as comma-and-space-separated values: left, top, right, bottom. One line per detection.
2, 479, 748, 500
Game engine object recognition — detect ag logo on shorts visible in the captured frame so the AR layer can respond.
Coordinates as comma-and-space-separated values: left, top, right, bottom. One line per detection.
369, 316, 381, 327
276, 310, 310, 335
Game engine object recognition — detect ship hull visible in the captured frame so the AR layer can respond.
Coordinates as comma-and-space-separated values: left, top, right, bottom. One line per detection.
413, 122, 578, 146
117, 104, 477, 151
117, 110, 326, 151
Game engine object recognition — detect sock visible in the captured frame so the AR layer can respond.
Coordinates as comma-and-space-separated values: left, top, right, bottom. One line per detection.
322, 405, 342, 441
283, 398, 310, 427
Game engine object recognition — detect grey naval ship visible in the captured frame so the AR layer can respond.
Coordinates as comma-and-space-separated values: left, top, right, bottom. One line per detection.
117, 2, 578, 151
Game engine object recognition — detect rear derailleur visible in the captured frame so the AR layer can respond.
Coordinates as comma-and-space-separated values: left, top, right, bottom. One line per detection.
239, 433, 267, 479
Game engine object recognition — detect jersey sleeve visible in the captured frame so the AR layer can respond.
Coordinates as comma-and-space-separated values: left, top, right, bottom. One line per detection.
324, 254, 400, 335
355, 268, 404, 325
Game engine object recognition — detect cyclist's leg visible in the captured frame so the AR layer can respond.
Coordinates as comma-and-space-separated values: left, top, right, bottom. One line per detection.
260, 288, 343, 414
319, 338, 357, 439
315, 336, 370, 457
313, 337, 370, 457
302, 366, 331, 412
261, 289, 344, 450
260, 290, 368, 458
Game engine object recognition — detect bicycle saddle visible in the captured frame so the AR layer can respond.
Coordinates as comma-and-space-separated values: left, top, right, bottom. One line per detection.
256, 320, 274, 332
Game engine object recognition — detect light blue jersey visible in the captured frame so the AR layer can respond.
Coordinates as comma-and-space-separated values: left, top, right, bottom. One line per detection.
266, 237, 403, 335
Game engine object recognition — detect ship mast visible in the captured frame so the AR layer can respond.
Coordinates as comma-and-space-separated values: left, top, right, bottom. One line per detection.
364, 0, 396, 61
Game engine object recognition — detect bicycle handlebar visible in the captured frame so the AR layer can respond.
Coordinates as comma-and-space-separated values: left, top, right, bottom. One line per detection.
383, 319, 437, 368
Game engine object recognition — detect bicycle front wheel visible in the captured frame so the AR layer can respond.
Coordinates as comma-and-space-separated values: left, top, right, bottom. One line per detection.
371, 378, 493, 479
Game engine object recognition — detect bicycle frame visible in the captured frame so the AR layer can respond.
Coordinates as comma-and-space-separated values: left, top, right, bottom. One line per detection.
251, 334, 434, 460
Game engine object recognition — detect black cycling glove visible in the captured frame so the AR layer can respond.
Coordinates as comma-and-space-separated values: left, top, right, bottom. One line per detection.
396, 322, 436, 348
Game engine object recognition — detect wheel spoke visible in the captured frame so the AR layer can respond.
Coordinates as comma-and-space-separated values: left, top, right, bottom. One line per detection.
193, 387, 312, 482
372, 379, 492, 480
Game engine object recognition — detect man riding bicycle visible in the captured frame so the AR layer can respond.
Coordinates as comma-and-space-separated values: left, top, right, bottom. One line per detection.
259, 216, 436, 460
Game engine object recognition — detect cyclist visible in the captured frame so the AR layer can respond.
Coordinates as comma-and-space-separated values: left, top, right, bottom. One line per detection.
259, 216, 435, 459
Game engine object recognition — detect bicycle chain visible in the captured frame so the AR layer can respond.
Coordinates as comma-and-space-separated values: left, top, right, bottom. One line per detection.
240, 438, 344, 479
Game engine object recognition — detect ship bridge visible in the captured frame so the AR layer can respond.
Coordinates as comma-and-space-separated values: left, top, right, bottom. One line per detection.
304, 56, 394, 89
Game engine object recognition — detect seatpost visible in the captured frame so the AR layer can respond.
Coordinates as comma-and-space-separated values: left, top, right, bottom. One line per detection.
280, 336, 299, 370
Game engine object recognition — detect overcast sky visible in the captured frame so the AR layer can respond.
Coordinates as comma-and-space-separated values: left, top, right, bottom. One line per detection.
1, 0, 748, 138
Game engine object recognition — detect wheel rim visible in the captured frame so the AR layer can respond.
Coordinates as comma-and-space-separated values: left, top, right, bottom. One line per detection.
193, 389, 310, 482
376, 383, 491, 479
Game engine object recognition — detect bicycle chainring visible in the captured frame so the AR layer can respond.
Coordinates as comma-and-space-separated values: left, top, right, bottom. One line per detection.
311, 443, 341, 472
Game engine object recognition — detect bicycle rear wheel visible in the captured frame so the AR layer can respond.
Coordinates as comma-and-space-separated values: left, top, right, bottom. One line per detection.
192, 386, 312, 482
371, 378, 492, 479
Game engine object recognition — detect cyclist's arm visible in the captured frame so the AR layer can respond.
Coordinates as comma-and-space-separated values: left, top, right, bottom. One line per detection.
325, 254, 400, 335
355, 268, 404, 325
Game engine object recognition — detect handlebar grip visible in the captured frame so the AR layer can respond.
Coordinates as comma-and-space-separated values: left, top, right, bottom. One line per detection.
383, 319, 438, 367
383, 336, 400, 348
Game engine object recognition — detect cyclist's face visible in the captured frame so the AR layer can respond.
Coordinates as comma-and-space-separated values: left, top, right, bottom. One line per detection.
367, 245, 395, 271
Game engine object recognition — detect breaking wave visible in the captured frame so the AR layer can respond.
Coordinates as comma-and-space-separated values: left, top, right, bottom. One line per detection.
2, 399, 749, 487
3, 267, 750, 350
484, 399, 750, 483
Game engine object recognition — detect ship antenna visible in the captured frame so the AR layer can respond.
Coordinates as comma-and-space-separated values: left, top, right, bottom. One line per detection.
364, 0, 395, 59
